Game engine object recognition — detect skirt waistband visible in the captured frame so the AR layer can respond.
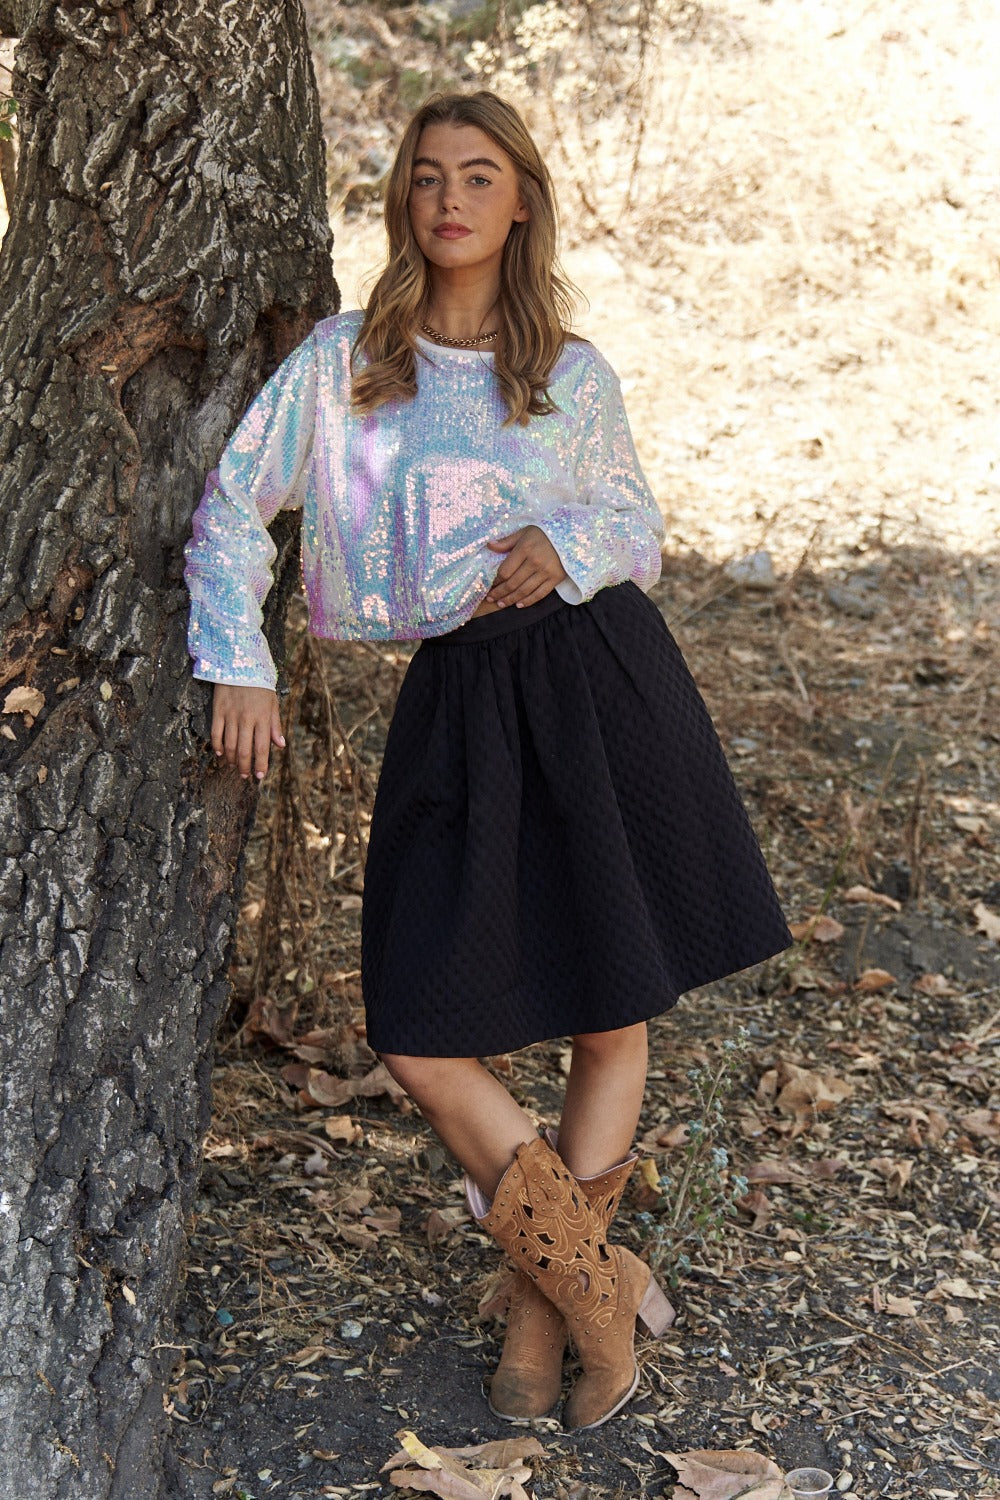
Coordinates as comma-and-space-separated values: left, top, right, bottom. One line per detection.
426, 590, 570, 646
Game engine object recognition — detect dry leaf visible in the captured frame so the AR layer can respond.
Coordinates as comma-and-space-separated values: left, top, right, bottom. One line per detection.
425, 1205, 468, 1247
364, 1205, 402, 1235
337, 1223, 379, 1251
868, 1156, 913, 1195
3, 684, 44, 716
284, 1061, 410, 1111
763, 1060, 853, 1136
664, 1447, 790, 1500
657, 1122, 691, 1148
477, 1267, 510, 1322
972, 902, 1000, 941
926, 1276, 983, 1301
745, 1160, 801, 1184
383, 1430, 537, 1500
912, 972, 958, 996
735, 1188, 771, 1231
446, 1439, 544, 1466
885, 1294, 920, 1316
323, 1114, 362, 1144
243, 996, 296, 1046
805, 1156, 848, 1180
842, 884, 902, 911
854, 968, 896, 993
787, 914, 845, 943
960, 1109, 1000, 1143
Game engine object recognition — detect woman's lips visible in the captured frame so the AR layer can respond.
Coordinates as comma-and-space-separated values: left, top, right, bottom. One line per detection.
434, 224, 472, 238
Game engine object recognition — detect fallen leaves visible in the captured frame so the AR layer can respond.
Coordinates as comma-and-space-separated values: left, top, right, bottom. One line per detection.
842, 884, 902, 911
972, 902, 1000, 941
868, 1156, 914, 1196
787, 914, 845, 944
424, 1205, 468, 1247
758, 1060, 854, 1137
2, 683, 45, 717
925, 1276, 985, 1302
382, 1431, 544, 1499
282, 1060, 410, 1112
912, 972, 959, 996
664, 1447, 791, 1500
880, 1100, 949, 1148
853, 967, 896, 993
960, 1108, 1000, 1143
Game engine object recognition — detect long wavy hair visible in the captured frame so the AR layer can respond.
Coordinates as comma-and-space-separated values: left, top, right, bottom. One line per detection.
350, 92, 578, 427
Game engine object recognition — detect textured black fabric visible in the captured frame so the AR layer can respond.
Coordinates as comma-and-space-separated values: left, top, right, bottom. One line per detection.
362, 581, 791, 1057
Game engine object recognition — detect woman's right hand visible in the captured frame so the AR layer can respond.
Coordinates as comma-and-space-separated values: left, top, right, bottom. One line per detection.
211, 684, 286, 781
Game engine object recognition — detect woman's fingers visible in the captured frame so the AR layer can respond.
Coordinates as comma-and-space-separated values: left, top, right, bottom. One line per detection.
211, 684, 284, 779
488, 557, 536, 603
236, 718, 256, 778
514, 578, 556, 608
487, 525, 567, 605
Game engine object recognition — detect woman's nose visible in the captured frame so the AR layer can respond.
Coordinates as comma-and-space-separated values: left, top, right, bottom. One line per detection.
438, 179, 461, 211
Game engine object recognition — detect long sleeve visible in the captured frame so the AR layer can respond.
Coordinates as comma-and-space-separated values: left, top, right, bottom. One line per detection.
183, 333, 318, 688
529, 353, 664, 605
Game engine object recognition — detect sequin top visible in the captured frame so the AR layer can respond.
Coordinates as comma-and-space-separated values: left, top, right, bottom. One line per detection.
184, 309, 664, 688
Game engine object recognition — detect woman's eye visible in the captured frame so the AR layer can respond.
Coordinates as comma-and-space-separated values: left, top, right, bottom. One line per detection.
413, 175, 438, 188
470, 176, 491, 187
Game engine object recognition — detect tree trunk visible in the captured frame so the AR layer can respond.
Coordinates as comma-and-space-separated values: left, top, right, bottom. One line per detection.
0, 1, 337, 1495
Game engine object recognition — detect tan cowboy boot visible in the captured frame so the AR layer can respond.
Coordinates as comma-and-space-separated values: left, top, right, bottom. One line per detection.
480, 1258, 566, 1420
467, 1139, 676, 1421
469, 1136, 674, 1431
571, 1137, 676, 1340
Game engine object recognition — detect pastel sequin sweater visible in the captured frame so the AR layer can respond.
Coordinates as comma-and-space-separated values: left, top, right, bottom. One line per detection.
184, 309, 664, 689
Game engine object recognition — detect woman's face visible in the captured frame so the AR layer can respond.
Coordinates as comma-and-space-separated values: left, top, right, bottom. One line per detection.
407, 122, 529, 282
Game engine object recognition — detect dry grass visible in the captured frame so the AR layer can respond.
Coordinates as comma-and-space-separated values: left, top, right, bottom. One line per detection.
330, 0, 1000, 572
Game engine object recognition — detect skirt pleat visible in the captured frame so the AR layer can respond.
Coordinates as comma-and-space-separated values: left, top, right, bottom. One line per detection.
361, 582, 791, 1057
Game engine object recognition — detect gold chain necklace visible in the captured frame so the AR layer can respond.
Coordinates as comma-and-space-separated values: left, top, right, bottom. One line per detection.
419, 322, 499, 349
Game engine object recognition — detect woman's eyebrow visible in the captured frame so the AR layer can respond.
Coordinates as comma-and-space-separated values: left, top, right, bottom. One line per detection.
412, 155, 504, 172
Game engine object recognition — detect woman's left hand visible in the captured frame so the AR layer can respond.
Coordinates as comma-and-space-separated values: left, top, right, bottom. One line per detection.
486, 525, 568, 608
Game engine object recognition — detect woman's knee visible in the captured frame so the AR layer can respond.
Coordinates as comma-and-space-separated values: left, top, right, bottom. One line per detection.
379, 1052, 472, 1109
570, 1021, 648, 1064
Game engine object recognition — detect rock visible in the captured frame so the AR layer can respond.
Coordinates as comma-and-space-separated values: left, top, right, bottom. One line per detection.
826, 583, 877, 617
724, 549, 777, 590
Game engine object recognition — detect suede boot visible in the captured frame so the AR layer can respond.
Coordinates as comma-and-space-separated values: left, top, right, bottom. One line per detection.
469, 1136, 674, 1431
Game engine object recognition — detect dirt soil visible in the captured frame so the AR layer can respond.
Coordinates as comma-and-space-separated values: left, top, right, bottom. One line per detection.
158, 0, 999, 1495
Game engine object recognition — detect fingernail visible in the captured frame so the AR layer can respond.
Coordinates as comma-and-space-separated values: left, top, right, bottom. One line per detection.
214, 748, 223, 756
277, 736, 286, 747
256, 771, 265, 780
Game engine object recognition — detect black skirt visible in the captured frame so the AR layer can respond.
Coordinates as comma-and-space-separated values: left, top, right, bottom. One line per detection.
361, 581, 791, 1057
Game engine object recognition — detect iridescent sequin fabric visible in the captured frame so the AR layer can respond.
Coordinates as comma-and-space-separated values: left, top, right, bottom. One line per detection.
184, 310, 664, 688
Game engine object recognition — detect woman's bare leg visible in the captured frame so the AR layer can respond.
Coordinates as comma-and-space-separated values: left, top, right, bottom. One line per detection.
380, 1053, 537, 1197
382, 1022, 647, 1192
556, 1023, 648, 1177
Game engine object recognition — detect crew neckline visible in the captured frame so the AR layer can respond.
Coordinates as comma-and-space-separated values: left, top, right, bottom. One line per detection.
415, 335, 495, 361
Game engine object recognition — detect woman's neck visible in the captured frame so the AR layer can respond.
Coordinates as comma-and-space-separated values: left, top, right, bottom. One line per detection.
423, 272, 501, 342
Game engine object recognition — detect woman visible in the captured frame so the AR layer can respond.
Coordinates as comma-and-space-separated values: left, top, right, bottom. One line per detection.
184, 90, 791, 1431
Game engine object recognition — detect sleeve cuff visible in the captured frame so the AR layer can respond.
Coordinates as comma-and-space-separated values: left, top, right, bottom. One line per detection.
554, 574, 584, 606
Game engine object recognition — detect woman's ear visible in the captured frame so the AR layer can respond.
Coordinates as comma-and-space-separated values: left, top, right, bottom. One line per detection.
513, 201, 530, 223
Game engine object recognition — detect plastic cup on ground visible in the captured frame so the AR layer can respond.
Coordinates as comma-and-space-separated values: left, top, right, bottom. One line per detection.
785, 1470, 834, 1498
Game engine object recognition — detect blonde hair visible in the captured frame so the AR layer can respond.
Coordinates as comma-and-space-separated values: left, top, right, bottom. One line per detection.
350, 91, 578, 427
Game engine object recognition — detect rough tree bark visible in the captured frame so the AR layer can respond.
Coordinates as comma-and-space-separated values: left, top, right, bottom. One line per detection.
0, 1, 337, 1495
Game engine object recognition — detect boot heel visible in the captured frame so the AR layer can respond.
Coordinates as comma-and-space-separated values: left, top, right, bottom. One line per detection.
637, 1276, 676, 1336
